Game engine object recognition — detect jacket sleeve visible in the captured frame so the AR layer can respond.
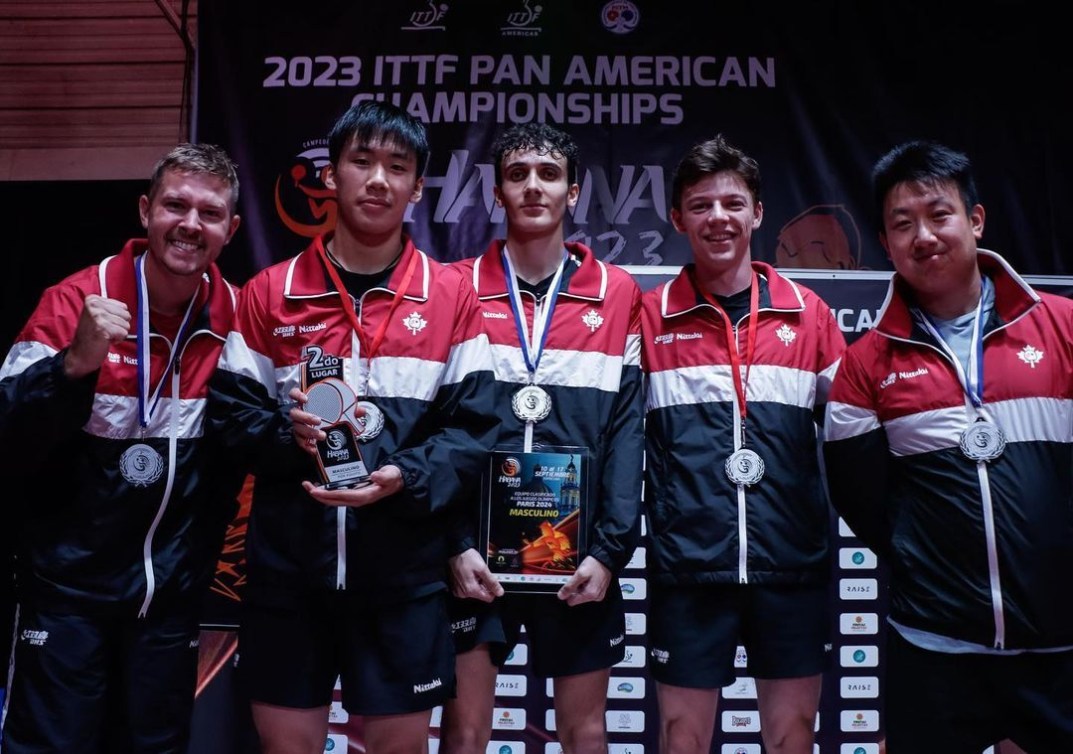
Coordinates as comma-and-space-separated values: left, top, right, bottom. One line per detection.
822, 340, 893, 558
206, 276, 311, 478
587, 279, 645, 575
0, 281, 98, 467
385, 272, 499, 519
813, 295, 848, 426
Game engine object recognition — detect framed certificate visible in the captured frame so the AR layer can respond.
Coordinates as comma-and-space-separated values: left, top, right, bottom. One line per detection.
481, 448, 589, 593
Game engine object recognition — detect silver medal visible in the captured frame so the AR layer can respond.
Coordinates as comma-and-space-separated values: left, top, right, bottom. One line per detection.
354, 400, 385, 441
959, 421, 1006, 461
512, 385, 552, 423
725, 448, 765, 486
119, 443, 165, 487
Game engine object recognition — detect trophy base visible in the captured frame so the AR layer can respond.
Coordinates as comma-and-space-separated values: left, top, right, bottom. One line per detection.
322, 477, 373, 490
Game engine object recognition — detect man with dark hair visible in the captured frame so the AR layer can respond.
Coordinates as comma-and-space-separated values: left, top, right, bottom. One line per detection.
209, 100, 494, 753
440, 122, 644, 754
640, 134, 845, 754
0, 143, 243, 753
824, 140, 1073, 753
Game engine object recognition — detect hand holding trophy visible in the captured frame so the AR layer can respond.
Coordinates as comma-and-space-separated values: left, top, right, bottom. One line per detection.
298, 377, 380, 489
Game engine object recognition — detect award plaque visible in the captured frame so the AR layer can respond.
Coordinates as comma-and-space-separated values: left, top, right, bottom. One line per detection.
481, 447, 588, 592
304, 378, 372, 489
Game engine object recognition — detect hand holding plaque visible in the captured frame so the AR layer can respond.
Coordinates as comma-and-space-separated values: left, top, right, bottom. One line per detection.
304, 377, 376, 489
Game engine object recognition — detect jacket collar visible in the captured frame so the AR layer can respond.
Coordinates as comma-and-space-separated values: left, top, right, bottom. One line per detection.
100, 239, 235, 339
470, 239, 608, 301
874, 249, 1039, 339
660, 261, 805, 319
283, 234, 430, 302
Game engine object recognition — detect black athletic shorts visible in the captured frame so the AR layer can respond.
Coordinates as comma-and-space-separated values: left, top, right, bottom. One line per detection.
885, 629, 1073, 753
2, 602, 200, 754
647, 582, 830, 688
238, 589, 454, 715
448, 587, 625, 678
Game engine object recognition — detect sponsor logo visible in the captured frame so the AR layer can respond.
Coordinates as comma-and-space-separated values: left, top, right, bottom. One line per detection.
1018, 344, 1044, 368
654, 333, 673, 345
299, 322, 327, 334
840, 676, 879, 698
483, 310, 509, 319
451, 616, 476, 633
880, 367, 928, 389
840, 613, 879, 634
676, 332, 702, 340
650, 647, 670, 664
274, 325, 297, 338
403, 311, 428, 335
840, 578, 878, 599
601, 1, 640, 34
413, 677, 443, 694
609, 633, 625, 647
21, 629, 48, 646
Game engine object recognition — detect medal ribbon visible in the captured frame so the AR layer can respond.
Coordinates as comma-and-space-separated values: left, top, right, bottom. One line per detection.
135, 253, 200, 430
915, 291, 988, 411
502, 247, 568, 380
693, 269, 760, 447
318, 238, 417, 395
502, 247, 568, 452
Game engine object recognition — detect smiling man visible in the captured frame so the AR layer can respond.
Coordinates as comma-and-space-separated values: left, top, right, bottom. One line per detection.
208, 101, 494, 754
0, 144, 243, 753
639, 134, 845, 754
824, 141, 1073, 753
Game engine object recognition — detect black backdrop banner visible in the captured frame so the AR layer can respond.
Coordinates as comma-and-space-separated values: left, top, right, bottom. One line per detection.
193, 2, 1071, 751
195, 0, 1070, 287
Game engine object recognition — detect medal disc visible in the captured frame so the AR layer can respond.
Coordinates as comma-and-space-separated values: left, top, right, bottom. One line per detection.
119, 443, 165, 487
512, 385, 552, 423
725, 448, 765, 486
354, 400, 385, 441
959, 421, 1006, 461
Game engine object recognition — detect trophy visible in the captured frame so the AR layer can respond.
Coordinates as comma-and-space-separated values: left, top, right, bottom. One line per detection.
304, 377, 373, 489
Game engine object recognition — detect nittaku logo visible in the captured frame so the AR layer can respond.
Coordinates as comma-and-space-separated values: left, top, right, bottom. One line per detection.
601, 1, 639, 34
483, 311, 508, 319
413, 677, 443, 693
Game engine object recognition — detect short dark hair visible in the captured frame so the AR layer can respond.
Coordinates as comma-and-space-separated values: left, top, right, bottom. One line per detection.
490, 122, 579, 186
872, 140, 978, 230
148, 143, 240, 213
671, 134, 760, 211
327, 100, 430, 176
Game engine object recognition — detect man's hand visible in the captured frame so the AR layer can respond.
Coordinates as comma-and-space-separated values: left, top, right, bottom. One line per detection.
288, 386, 321, 456
449, 548, 504, 602
301, 464, 403, 508
557, 555, 611, 606
64, 294, 131, 379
